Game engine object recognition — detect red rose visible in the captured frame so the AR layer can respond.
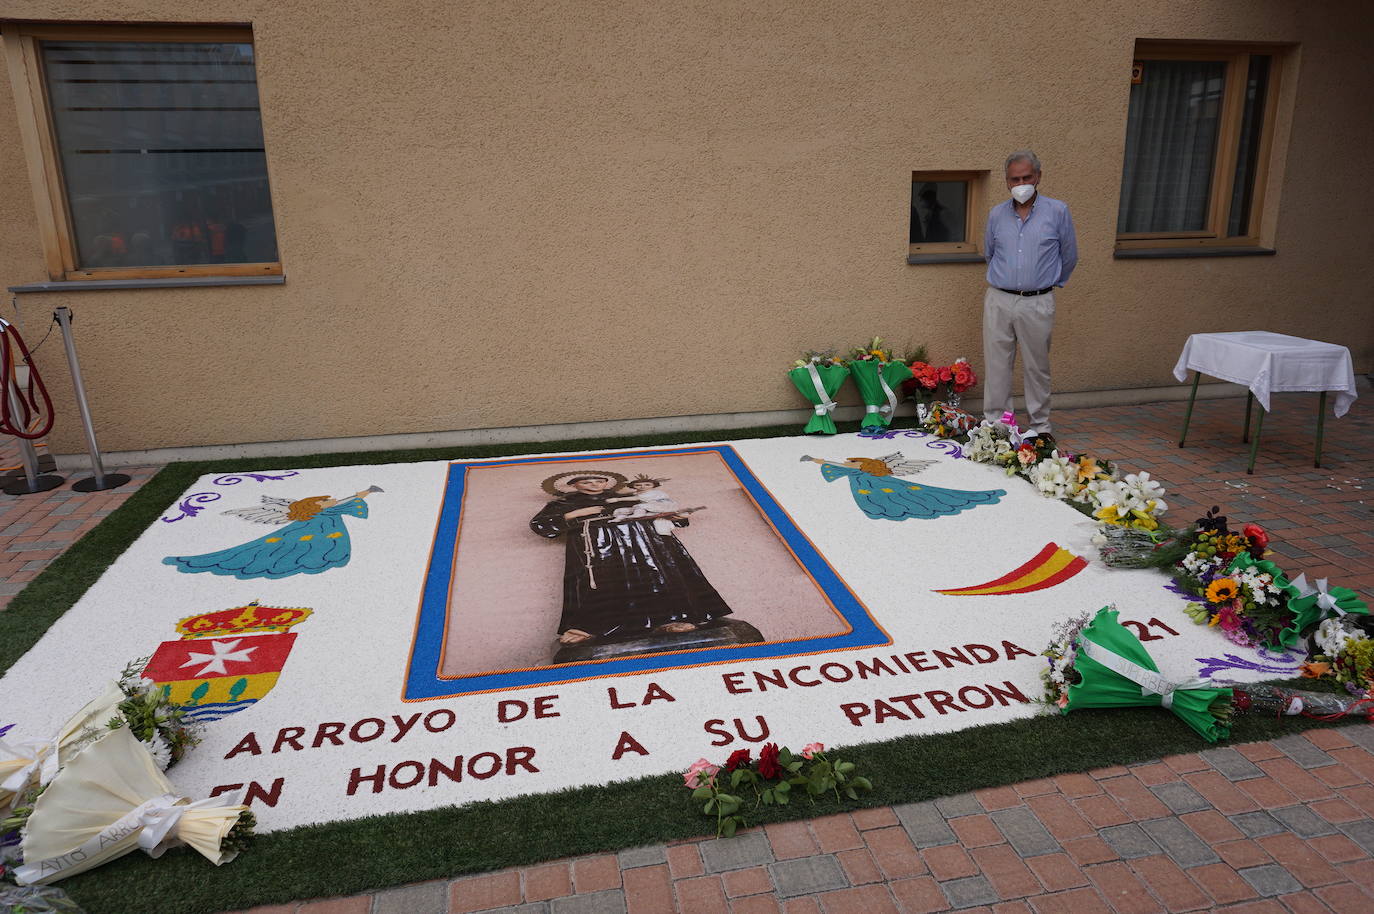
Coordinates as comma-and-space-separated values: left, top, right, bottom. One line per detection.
724, 748, 751, 772
938, 365, 954, 383
1232, 690, 1252, 711
757, 742, 782, 779
1243, 523, 1269, 553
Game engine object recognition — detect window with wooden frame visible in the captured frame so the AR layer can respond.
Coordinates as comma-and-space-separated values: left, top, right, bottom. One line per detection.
1116, 42, 1282, 251
2, 22, 280, 281
908, 171, 983, 257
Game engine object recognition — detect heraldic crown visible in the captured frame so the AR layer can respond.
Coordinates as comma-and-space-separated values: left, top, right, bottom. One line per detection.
175, 600, 313, 639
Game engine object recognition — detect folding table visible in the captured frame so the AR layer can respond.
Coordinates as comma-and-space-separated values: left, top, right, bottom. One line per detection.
1172, 331, 1358, 474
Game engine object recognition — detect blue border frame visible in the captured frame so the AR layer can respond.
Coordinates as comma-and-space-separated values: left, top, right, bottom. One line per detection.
404, 446, 889, 699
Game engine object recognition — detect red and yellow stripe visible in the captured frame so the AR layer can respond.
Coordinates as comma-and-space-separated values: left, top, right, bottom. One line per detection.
935, 543, 1087, 596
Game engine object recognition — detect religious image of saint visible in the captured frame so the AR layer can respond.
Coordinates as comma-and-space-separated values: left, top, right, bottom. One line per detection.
529, 471, 734, 646
802, 452, 1004, 520
163, 486, 382, 579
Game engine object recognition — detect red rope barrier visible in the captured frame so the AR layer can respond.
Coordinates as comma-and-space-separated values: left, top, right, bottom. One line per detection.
0, 318, 55, 440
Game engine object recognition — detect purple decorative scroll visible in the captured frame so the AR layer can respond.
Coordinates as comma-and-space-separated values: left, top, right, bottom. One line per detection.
857, 426, 965, 458
1194, 646, 1305, 679
0, 722, 13, 739
160, 491, 222, 523
858, 427, 926, 440
923, 439, 965, 460
212, 470, 300, 486
161, 470, 301, 523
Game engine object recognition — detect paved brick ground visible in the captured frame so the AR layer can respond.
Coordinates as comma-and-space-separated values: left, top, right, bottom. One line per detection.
2, 390, 1371, 913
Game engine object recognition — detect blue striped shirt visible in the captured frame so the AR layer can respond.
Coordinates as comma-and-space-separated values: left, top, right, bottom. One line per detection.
983, 195, 1078, 291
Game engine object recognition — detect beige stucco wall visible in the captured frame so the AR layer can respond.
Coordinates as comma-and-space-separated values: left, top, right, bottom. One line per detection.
1, 0, 1371, 454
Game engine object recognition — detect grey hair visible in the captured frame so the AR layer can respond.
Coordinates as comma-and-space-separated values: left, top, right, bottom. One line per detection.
1004, 149, 1042, 174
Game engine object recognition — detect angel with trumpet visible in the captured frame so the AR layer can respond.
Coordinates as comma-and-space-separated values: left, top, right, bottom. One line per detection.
801, 452, 1003, 520
163, 486, 383, 580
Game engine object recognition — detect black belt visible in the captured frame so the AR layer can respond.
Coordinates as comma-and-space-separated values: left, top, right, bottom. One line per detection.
998, 287, 1054, 297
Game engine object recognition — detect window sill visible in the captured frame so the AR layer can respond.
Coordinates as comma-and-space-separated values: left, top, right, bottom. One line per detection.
7, 275, 286, 293
1113, 246, 1275, 260
906, 253, 985, 265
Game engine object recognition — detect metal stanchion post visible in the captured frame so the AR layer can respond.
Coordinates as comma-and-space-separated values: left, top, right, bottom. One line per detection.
53, 307, 129, 493
0, 358, 62, 496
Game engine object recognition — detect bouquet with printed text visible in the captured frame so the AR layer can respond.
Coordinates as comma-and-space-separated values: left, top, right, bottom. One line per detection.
1045, 606, 1233, 742
1, 667, 252, 888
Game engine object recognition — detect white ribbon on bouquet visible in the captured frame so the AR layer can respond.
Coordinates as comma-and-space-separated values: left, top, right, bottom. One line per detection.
16, 726, 247, 885
1077, 638, 1211, 710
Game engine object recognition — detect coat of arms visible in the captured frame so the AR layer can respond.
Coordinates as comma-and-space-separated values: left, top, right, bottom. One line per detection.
141, 601, 312, 722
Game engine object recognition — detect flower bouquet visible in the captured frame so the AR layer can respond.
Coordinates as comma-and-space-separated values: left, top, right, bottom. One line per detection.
1229, 683, 1374, 720
1284, 574, 1369, 647
1178, 551, 1301, 651
0, 683, 124, 813
685, 742, 871, 837
1044, 606, 1233, 742
924, 401, 979, 438
943, 358, 978, 408
847, 338, 913, 429
787, 350, 850, 435
902, 359, 942, 421
12, 726, 252, 885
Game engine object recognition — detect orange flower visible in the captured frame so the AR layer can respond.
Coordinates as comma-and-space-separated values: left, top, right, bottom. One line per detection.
1300, 661, 1332, 679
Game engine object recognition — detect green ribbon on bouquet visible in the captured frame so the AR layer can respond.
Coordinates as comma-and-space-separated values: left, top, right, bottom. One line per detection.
847, 360, 913, 429
1285, 572, 1369, 645
1064, 606, 1233, 742
786, 361, 851, 435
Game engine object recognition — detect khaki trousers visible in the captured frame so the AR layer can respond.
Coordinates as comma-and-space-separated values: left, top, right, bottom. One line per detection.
982, 287, 1055, 435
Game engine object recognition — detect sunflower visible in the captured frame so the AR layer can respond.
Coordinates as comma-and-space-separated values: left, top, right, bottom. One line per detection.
1205, 578, 1240, 604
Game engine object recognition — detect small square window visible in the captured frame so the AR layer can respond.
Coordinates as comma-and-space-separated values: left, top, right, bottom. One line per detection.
3, 24, 281, 281
908, 171, 983, 258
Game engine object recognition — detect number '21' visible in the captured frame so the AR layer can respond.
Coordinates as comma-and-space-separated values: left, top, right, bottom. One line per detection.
1121, 617, 1180, 642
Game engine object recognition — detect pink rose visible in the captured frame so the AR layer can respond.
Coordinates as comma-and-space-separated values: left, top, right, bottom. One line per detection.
801, 742, 824, 759
684, 758, 719, 788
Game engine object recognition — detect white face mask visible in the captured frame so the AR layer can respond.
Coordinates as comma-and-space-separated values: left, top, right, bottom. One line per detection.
1010, 183, 1036, 204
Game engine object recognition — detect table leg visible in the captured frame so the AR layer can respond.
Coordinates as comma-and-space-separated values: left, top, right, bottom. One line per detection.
1242, 391, 1253, 443
1315, 391, 1327, 468
1246, 405, 1265, 475
1179, 371, 1200, 448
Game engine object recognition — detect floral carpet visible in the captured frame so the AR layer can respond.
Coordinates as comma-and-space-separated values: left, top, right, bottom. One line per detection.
0, 432, 1306, 835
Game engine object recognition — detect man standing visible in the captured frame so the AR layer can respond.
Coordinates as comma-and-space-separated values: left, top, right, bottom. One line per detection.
982, 150, 1077, 440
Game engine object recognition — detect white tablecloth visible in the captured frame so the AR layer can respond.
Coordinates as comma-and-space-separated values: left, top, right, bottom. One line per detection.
1172, 331, 1358, 418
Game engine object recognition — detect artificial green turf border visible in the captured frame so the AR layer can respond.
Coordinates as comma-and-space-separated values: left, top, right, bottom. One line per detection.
0, 420, 1345, 914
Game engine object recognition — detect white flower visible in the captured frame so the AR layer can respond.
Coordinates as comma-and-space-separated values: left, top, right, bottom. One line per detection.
143, 733, 173, 770
1315, 617, 1367, 657
1118, 471, 1168, 516
1181, 551, 1221, 576
1029, 452, 1078, 499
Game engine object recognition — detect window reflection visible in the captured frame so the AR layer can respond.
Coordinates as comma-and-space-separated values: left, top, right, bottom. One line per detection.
42, 41, 278, 269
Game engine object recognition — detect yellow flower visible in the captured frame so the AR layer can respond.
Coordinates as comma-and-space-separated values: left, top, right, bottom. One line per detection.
1128, 509, 1158, 531
1095, 505, 1123, 525
1206, 578, 1240, 604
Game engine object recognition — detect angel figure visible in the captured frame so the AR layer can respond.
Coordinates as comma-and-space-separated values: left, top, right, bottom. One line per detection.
801, 453, 1003, 520
163, 486, 383, 579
